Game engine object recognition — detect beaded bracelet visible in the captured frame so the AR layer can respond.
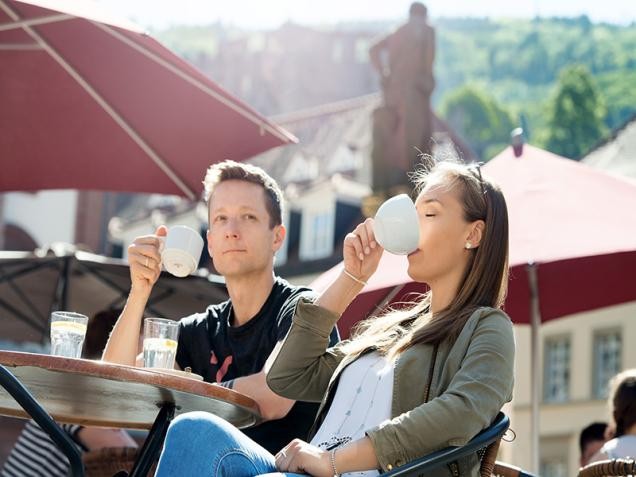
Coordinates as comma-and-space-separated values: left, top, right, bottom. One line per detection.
330, 448, 340, 477
343, 269, 367, 287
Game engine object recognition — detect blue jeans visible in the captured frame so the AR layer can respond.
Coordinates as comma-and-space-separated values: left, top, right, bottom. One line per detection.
155, 411, 307, 477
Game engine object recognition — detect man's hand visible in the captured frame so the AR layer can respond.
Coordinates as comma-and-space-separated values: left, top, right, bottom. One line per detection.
127, 225, 166, 296
275, 439, 332, 477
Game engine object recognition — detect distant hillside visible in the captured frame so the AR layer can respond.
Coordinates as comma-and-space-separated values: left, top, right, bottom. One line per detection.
433, 16, 636, 138
153, 16, 636, 153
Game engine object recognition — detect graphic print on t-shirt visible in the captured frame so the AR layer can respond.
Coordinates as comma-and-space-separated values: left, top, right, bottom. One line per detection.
210, 351, 233, 383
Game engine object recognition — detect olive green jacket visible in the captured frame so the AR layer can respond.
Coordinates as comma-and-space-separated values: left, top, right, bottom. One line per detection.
267, 299, 515, 476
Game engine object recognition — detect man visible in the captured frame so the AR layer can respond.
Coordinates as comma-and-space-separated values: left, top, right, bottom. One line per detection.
579, 422, 607, 467
103, 160, 337, 453
369, 2, 435, 195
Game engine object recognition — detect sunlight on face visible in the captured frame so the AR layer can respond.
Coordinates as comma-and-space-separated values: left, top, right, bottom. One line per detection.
407, 179, 472, 284
206, 180, 282, 278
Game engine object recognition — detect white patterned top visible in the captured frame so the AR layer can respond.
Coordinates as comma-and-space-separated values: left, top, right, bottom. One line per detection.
310, 351, 395, 477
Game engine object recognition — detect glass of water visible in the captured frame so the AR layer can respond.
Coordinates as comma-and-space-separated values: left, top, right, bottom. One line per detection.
143, 318, 179, 369
50, 311, 89, 358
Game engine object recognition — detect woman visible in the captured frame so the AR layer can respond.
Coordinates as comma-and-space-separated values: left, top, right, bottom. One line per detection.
155, 160, 515, 477
591, 369, 636, 462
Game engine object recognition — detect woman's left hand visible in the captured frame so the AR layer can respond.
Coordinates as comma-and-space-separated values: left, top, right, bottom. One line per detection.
275, 439, 332, 477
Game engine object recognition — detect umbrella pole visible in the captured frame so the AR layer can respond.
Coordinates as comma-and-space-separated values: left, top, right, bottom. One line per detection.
527, 263, 541, 474
372, 284, 406, 317
0, 194, 5, 249
53, 255, 71, 312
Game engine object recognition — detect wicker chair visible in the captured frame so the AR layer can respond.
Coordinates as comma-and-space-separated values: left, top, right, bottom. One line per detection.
493, 461, 536, 477
83, 447, 137, 477
82, 446, 161, 477
578, 458, 636, 477
382, 413, 536, 477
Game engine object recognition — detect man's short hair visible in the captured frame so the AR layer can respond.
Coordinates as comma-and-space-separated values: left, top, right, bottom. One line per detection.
579, 422, 607, 454
203, 160, 284, 228
409, 2, 427, 17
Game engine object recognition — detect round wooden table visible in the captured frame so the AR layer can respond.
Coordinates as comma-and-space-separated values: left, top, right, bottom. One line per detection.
0, 350, 260, 476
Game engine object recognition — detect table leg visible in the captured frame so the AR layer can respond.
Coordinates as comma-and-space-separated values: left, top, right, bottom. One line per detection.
128, 402, 175, 477
0, 365, 85, 477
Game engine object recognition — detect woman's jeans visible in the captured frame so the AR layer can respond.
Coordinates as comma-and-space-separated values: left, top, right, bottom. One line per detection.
155, 411, 306, 477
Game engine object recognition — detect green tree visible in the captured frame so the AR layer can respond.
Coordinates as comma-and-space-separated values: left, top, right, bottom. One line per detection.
440, 85, 514, 161
543, 65, 607, 158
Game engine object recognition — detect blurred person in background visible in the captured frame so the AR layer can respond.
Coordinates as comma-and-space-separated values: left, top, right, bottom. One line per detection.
590, 369, 636, 462
579, 422, 607, 467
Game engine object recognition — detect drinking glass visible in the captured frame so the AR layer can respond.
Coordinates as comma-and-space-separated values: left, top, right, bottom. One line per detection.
50, 311, 88, 358
143, 318, 179, 369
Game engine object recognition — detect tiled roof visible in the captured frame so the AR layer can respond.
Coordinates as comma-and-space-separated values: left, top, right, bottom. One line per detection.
249, 93, 476, 188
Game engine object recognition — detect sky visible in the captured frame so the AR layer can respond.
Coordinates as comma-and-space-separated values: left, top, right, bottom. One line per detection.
97, 0, 636, 30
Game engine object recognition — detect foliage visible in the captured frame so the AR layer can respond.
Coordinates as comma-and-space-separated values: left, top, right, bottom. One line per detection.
433, 17, 636, 157
440, 86, 514, 161
544, 65, 607, 159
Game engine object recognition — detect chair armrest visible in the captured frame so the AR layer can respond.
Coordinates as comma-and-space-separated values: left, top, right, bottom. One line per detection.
578, 458, 636, 477
383, 413, 509, 476
493, 461, 538, 477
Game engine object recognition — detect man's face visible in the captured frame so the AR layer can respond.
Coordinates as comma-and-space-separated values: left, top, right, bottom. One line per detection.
207, 180, 284, 279
581, 439, 604, 467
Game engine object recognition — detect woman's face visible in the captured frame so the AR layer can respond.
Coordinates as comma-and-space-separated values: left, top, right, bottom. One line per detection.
407, 178, 478, 285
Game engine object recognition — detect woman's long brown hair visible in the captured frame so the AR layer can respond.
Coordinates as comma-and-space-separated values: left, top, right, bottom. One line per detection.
341, 161, 509, 358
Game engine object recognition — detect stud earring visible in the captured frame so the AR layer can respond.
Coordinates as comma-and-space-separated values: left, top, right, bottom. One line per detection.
465, 242, 472, 249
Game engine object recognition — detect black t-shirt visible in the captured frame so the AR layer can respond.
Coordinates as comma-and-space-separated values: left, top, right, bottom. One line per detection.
176, 277, 337, 454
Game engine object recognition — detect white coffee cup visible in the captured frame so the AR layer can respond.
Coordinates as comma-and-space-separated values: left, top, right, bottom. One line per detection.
160, 225, 204, 277
373, 194, 420, 255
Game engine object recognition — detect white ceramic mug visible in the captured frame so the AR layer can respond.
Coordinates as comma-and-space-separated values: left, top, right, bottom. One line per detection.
160, 225, 204, 277
373, 194, 420, 255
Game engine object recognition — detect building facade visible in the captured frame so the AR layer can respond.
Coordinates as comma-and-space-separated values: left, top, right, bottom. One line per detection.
506, 301, 636, 476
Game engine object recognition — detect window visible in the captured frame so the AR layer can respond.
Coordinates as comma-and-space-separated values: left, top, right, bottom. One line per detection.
540, 459, 567, 477
540, 436, 569, 477
332, 40, 344, 63
593, 330, 621, 399
544, 337, 570, 403
299, 209, 334, 260
355, 39, 370, 63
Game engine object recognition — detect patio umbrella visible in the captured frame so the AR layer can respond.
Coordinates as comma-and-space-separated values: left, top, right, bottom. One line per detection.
0, 245, 228, 344
0, 0, 296, 199
311, 144, 636, 471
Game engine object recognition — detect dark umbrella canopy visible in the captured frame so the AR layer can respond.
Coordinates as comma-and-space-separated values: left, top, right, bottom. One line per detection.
0, 246, 227, 344
0, 0, 295, 199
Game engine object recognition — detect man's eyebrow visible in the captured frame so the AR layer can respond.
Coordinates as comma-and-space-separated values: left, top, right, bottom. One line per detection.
211, 205, 258, 212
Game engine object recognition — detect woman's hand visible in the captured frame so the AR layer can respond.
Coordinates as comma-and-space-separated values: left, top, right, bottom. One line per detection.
275, 439, 332, 477
343, 218, 384, 282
